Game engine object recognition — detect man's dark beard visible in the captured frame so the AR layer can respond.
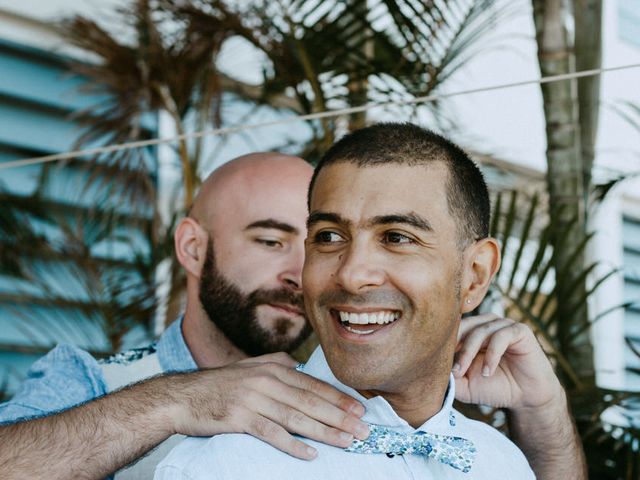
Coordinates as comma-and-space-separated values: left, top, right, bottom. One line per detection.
198, 239, 312, 356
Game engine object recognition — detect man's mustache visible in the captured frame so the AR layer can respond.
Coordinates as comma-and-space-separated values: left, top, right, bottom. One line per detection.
248, 288, 305, 312
317, 289, 412, 310
250, 288, 412, 314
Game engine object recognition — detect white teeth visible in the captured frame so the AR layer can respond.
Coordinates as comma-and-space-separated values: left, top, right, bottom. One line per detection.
344, 325, 376, 335
338, 310, 399, 325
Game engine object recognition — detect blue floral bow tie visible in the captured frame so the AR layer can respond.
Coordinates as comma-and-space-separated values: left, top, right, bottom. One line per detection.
294, 363, 476, 472
345, 423, 477, 474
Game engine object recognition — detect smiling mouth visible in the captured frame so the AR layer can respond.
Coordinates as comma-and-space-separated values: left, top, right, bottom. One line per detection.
334, 310, 400, 335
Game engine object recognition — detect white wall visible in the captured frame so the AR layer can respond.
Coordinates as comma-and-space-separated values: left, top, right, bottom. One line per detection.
0, 0, 126, 54
429, 0, 640, 389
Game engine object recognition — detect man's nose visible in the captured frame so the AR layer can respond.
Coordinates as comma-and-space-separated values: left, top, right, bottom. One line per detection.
278, 243, 305, 291
335, 243, 385, 294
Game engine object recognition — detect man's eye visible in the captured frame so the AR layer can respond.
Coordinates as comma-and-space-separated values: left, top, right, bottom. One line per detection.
383, 231, 413, 244
256, 238, 282, 248
313, 231, 344, 243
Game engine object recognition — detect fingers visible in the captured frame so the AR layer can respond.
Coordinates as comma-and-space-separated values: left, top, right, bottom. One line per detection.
249, 390, 363, 452
249, 365, 368, 440
243, 353, 365, 416
242, 352, 365, 414
272, 365, 365, 418
237, 367, 370, 461
454, 318, 528, 377
177, 357, 369, 458
244, 414, 318, 460
457, 313, 501, 341
240, 353, 365, 420
479, 322, 529, 376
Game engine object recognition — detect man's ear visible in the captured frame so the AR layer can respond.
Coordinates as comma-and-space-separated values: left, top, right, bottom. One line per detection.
175, 217, 209, 279
461, 238, 501, 314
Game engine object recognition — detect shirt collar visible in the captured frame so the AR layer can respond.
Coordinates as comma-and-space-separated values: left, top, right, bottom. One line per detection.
303, 346, 457, 434
156, 315, 197, 373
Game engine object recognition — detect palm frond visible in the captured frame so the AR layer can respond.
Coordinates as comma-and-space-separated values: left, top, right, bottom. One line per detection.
165, 0, 519, 160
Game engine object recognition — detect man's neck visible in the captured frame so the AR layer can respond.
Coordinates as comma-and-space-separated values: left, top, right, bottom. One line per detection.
357, 367, 451, 428
342, 346, 453, 428
182, 301, 248, 369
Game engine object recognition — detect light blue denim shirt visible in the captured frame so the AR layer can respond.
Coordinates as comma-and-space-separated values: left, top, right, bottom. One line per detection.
0, 317, 196, 424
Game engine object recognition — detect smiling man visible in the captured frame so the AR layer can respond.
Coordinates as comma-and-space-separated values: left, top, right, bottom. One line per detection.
155, 124, 582, 479
303, 160, 483, 430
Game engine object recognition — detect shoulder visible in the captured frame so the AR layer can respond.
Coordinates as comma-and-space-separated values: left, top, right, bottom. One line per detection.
156, 433, 312, 480
453, 409, 535, 478
0, 344, 107, 423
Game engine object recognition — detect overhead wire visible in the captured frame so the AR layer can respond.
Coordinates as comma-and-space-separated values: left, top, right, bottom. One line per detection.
0, 62, 639, 171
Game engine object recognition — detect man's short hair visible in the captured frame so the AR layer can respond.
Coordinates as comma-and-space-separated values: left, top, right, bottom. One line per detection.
308, 122, 490, 246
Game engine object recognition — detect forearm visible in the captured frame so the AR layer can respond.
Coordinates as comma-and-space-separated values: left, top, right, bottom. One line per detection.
0, 376, 176, 480
509, 388, 586, 480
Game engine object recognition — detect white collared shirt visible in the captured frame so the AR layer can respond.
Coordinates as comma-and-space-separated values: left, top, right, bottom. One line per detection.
155, 347, 535, 479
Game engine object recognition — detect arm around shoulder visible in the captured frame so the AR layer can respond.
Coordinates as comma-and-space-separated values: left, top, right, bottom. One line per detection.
0, 345, 178, 480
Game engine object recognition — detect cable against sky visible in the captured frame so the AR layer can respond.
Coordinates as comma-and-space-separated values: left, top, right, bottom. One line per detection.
0, 63, 639, 171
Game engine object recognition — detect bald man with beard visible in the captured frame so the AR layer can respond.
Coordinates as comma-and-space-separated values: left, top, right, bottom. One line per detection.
0, 153, 368, 479
0, 152, 584, 480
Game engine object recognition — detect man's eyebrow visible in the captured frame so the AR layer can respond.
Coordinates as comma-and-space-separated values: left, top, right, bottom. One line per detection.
370, 213, 433, 232
244, 219, 298, 234
306, 212, 351, 229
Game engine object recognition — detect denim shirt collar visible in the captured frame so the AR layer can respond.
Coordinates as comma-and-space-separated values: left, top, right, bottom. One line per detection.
156, 315, 197, 373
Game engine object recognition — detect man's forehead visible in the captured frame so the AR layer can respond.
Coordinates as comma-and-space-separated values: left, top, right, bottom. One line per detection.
203, 177, 310, 232
310, 161, 450, 214
195, 154, 312, 217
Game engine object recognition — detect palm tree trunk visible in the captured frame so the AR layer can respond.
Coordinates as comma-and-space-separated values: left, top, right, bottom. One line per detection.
573, 0, 602, 207
532, 0, 594, 383
345, 0, 371, 131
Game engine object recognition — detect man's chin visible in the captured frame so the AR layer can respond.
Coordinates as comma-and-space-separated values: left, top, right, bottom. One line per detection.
257, 320, 312, 354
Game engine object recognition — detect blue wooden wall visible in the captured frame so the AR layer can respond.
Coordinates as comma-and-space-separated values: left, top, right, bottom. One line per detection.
0, 39, 156, 397
623, 216, 640, 387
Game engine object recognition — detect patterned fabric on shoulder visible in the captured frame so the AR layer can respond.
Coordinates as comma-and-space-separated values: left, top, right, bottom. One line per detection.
100, 344, 157, 365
